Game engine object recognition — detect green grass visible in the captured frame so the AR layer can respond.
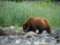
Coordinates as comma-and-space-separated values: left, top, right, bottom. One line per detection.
0, 1, 60, 27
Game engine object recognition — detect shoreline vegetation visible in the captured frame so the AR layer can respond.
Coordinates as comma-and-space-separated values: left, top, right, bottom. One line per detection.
0, 1, 60, 27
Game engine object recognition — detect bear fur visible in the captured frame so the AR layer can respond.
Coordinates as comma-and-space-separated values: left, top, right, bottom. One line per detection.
23, 17, 51, 34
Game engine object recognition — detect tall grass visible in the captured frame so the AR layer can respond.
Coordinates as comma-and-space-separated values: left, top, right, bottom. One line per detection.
0, 1, 60, 27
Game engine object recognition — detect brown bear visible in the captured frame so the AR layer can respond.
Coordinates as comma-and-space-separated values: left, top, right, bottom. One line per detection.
23, 17, 51, 34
